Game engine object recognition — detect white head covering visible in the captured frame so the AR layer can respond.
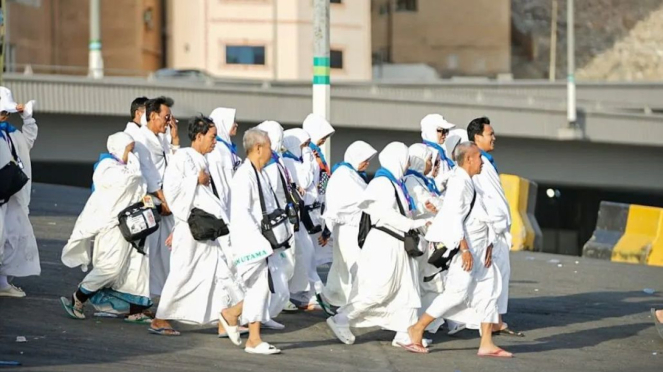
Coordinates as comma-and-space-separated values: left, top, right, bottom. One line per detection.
344, 141, 377, 170
408, 143, 432, 174
302, 113, 335, 145
283, 128, 310, 158
107, 132, 134, 159
420, 113, 456, 143
378, 142, 409, 180
257, 120, 284, 153
444, 128, 468, 161
209, 107, 237, 142
140, 112, 148, 126
0, 87, 19, 113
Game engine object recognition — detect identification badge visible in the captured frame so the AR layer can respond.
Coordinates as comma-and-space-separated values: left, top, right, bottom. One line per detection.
142, 195, 155, 209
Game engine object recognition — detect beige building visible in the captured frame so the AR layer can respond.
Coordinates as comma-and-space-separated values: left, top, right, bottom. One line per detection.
167, 0, 372, 81
371, 0, 511, 78
5, 0, 165, 75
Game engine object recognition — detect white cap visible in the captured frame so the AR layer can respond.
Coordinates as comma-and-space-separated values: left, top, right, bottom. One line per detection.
420, 114, 456, 131
0, 87, 19, 113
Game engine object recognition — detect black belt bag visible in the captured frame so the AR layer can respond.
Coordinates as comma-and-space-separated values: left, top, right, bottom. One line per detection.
188, 207, 229, 241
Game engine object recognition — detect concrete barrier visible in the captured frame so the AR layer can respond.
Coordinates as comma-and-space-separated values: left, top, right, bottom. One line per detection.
500, 174, 542, 251
582, 201, 629, 260
611, 204, 663, 264
648, 216, 663, 267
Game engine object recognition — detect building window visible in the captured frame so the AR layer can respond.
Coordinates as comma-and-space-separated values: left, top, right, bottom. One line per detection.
226, 46, 265, 65
330, 50, 343, 69
396, 0, 417, 12
330, 0, 342, 3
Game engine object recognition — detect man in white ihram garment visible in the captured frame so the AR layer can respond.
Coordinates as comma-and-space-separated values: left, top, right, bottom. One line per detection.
207, 107, 241, 265
467, 116, 523, 337
326, 142, 431, 352
231, 128, 294, 355
60, 132, 152, 322
302, 113, 335, 270
322, 141, 377, 308
255, 120, 296, 328
420, 113, 456, 193
280, 128, 327, 313
149, 116, 247, 343
0, 87, 40, 297
124, 97, 148, 140
403, 144, 446, 333
132, 97, 177, 297
407, 142, 512, 358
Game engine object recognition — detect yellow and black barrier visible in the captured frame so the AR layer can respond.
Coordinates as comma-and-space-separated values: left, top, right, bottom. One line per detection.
500, 174, 543, 251
583, 201, 663, 267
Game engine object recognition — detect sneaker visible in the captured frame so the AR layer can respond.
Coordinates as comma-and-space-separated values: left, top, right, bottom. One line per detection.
60, 294, 86, 320
0, 284, 26, 298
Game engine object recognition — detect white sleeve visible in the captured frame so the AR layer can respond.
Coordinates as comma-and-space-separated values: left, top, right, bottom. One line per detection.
134, 142, 163, 193
363, 181, 424, 233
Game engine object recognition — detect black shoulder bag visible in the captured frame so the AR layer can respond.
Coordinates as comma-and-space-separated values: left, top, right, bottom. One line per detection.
0, 130, 29, 205
252, 162, 292, 250
425, 189, 477, 279
274, 164, 301, 232
358, 180, 423, 258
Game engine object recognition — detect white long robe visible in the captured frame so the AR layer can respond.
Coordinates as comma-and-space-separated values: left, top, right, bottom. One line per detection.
473, 153, 512, 315
61, 150, 150, 312
230, 160, 290, 324
156, 148, 244, 324
425, 167, 502, 327
0, 133, 12, 262
322, 141, 376, 307
421, 121, 454, 193
133, 125, 175, 296
1, 117, 40, 277
124, 121, 142, 142
403, 145, 446, 332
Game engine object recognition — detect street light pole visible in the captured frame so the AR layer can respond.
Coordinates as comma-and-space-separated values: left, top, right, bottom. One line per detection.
88, 0, 104, 79
566, 0, 576, 125
313, 0, 330, 161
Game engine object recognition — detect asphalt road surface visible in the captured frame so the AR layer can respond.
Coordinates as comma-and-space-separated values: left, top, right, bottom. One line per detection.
1, 184, 662, 372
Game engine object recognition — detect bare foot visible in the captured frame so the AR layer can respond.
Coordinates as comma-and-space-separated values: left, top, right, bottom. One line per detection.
407, 325, 424, 347
478, 345, 513, 358
151, 318, 171, 329
656, 310, 663, 323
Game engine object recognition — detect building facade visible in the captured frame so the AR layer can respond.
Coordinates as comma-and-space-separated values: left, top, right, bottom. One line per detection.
371, 0, 511, 78
5, 0, 164, 75
167, 0, 372, 81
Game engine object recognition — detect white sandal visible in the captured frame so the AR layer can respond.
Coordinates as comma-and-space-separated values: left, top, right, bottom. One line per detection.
218, 312, 241, 346
245, 342, 281, 355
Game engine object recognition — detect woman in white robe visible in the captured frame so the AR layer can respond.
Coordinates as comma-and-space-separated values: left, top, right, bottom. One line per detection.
326, 142, 430, 351
206, 107, 241, 264
420, 114, 456, 193
403, 144, 446, 333
60, 132, 152, 321
302, 113, 335, 267
322, 141, 377, 308
150, 116, 246, 339
0, 90, 40, 298
255, 120, 295, 327
281, 128, 326, 312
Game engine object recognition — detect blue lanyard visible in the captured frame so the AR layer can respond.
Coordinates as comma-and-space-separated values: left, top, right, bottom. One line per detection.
405, 169, 441, 196
480, 149, 498, 173
423, 140, 454, 169
374, 168, 416, 211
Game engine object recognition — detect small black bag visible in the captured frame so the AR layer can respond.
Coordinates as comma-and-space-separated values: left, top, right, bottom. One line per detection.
426, 190, 476, 272
358, 180, 423, 258
0, 131, 29, 205
300, 201, 322, 234
252, 162, 292, 250
188, 207, 229, 241
117, 201, 162, 255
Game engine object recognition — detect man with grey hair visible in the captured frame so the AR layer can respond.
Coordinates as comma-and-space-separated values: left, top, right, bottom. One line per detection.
406, 142, 512, 357
230, 128, 292, 355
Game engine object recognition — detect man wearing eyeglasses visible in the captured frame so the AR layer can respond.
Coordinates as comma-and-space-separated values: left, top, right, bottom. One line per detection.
420, 114, 456, 193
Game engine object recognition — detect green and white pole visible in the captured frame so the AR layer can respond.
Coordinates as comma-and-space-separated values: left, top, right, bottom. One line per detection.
88, 0, 103, 79
313, 0, 331, 162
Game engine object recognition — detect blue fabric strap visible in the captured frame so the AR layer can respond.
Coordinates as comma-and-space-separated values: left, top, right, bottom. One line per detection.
405, 169, 441, 196
308, 142, 328, 167
332, 161, 368, 183
216, 136, 238, 155
0, 122, 17, 134
91, 153, 119, 192
423, 140, 454, 169
282, 150, 302, 163
480, 149, 498, 173
374, 167, 416, 211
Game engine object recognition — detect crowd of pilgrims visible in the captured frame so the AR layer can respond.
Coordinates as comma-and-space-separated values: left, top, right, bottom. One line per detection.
0, 90, 523, 357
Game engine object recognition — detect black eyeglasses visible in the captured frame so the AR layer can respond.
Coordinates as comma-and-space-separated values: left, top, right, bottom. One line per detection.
436, 128, 449, 135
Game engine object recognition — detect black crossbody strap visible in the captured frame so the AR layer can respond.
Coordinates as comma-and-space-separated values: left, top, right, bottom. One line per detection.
4, 129, 21, 164
250, 162, 268, 215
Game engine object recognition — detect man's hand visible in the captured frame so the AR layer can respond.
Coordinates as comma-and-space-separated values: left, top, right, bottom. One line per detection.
169, 116, 180, 146
424, 200, 438, 213
298, 186, 306, 196
485, 244, 493, 268
165, 233, 173, 250
155, 190, 172, 216
318, 235, 330, 247
198, 170, 211, 186
16, 103, 25, 113
461, 250, 473, 272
